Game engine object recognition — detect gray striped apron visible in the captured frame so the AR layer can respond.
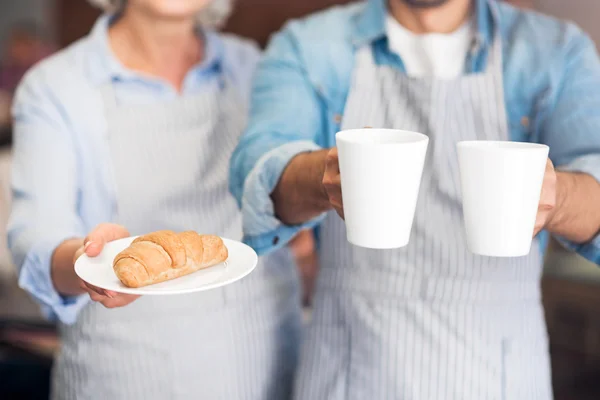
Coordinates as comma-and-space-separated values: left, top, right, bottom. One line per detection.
294, 33, 552, 399
52, 75, 302, 400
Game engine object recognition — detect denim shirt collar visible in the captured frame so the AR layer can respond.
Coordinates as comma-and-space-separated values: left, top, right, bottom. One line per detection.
352, 0, 497, 71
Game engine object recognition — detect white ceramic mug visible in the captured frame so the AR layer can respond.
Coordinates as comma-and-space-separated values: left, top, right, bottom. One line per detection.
457, 141, 549, 257
336, 128, 429, 249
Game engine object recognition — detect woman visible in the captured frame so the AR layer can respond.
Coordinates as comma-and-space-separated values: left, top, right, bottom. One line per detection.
8, 1, 302, 399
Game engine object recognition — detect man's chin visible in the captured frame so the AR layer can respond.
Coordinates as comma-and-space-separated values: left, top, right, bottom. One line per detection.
399, 0, 451, 8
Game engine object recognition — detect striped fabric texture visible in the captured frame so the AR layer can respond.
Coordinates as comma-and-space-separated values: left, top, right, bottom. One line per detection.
293, 35, 553, 400
52, 78, 302, 400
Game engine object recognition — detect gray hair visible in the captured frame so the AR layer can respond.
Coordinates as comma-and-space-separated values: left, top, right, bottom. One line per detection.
87, 0, 234, 29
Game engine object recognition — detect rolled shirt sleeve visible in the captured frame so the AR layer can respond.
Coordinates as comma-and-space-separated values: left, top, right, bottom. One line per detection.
240, 141, 326, 255
8, 68, 89, 324
539, 29, 600, 264
554, 153, 600, 264
229, 27, 329, 255
15, 235, 89, 324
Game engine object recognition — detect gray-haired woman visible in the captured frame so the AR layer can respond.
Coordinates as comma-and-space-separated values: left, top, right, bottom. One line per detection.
8, 1, 301, 399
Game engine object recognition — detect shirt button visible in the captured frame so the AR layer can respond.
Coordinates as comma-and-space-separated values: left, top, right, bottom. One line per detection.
333, 114, 342, 124
521, 116, 530, 128
272, 236, 280, 245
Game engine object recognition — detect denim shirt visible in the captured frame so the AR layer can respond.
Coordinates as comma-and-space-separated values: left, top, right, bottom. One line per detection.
229, 0, 600, 264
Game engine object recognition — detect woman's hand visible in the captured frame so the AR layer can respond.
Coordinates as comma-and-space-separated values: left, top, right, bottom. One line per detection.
75, 223, 140, 308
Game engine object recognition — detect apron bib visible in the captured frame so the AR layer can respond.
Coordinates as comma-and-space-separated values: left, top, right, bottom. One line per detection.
53, 77, 301, 400
294, 34, 552, 400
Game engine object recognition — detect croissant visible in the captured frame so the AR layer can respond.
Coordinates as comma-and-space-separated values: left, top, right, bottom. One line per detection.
113, 230, 228, 288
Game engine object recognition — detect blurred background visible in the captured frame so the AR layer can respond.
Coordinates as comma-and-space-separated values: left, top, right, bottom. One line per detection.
1, 0, 600, 399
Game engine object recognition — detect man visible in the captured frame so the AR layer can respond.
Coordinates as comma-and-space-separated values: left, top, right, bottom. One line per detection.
230, 0, 600, 398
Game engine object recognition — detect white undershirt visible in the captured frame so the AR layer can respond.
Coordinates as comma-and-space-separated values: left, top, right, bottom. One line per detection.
385, 15, 474, 79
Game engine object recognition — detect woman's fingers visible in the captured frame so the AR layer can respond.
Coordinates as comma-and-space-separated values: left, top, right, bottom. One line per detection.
87, 289, 106, 303
81, 280, 113, 298
84, 223, 130, 257
81, 280, 140, 308
99, 294, 141, 309
77, 223, 135, 307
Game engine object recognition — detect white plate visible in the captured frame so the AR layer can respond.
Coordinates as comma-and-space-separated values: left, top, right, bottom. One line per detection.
74, 236, 257, 295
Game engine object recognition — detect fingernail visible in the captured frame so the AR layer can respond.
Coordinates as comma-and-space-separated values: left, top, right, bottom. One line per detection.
84, 241, 93, 251
105, 290, 115, 299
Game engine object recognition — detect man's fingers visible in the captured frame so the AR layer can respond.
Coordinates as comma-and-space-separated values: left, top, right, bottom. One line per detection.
539, 183, 556, 204
322, 173, 341, 191
325, 148, 340, 174
533, 158, 557, 237
533, 209, 551, 237
84, 223, 130, 257
329, 192, 343, 210
323, 149, 344, 219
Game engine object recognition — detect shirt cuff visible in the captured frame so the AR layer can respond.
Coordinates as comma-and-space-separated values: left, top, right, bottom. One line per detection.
554, 154, 600, 264
18, 235, 89, 325
554, 235, 600, 265
241, 140, 326, 255
558, 154, 600, 183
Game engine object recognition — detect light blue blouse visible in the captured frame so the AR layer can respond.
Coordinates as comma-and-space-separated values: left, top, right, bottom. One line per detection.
8, 15, 261, 324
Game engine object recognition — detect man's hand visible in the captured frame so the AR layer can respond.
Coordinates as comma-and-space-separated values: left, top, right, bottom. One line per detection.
533, 158, 600, 245
533, 159, 557, 237
75, 223, 140, 308
322, 148, 344, 219
272, 149, 333, 225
